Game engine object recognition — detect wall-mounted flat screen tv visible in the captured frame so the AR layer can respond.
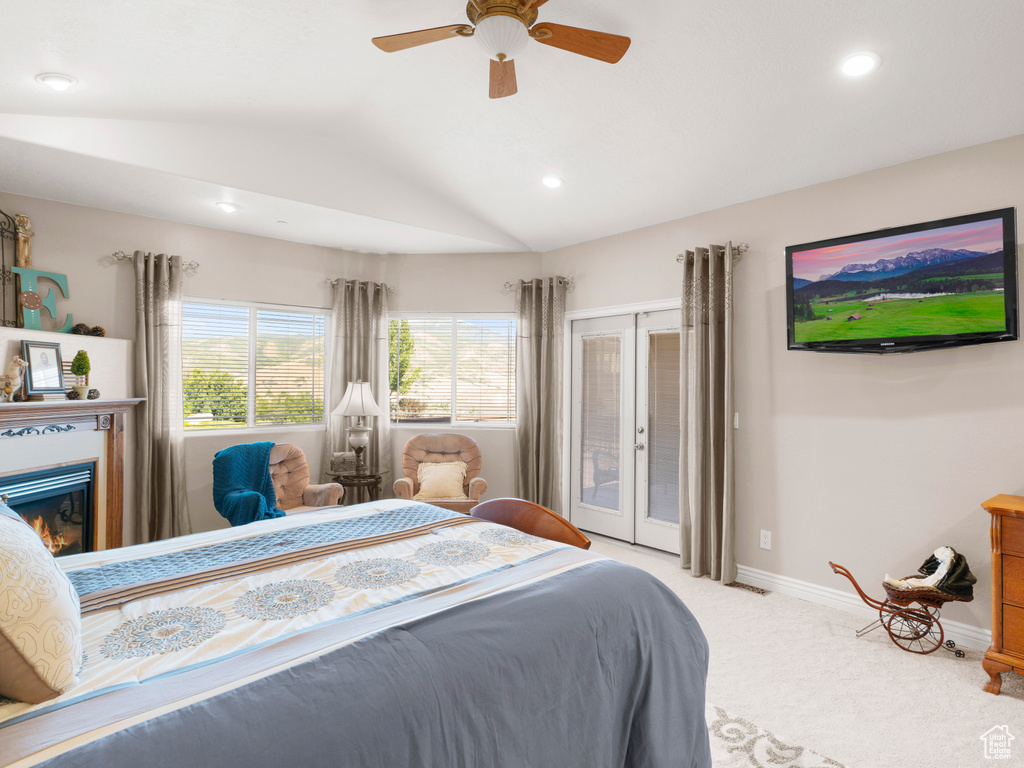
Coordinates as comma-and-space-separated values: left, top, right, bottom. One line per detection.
786, 207, 1018, 354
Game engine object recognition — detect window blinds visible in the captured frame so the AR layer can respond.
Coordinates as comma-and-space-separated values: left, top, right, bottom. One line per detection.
455, 319, 515, 423
254, 310, 326, 425
390, 317, 516, 424
182, 301, 326, 429
646, 331, 681, 524
182, 302, 249, 428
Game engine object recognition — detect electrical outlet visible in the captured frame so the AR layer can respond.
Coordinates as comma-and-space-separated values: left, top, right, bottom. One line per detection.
759, 530, 772, 550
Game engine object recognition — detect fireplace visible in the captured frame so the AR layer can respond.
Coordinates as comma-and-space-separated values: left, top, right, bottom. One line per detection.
0, 463, 95, 557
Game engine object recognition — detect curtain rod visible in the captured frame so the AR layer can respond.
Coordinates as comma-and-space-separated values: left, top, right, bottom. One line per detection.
675, 242, 748, 265
103, 250, 200, 276
501, 275, 575, 295
319, 278, 396, 293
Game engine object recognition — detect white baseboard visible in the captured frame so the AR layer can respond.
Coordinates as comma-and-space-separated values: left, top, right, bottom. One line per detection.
735, 564, 992, 652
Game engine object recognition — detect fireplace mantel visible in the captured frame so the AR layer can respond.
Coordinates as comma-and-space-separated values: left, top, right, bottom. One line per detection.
0, 398, 143, 549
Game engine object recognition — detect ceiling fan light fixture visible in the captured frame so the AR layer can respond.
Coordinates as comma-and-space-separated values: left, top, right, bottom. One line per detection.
474, 14, 529, 61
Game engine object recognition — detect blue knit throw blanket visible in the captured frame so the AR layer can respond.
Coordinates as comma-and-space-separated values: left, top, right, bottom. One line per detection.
212, 442, 285, 527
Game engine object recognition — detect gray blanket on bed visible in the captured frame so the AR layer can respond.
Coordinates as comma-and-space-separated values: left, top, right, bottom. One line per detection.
41, 560, 711, 768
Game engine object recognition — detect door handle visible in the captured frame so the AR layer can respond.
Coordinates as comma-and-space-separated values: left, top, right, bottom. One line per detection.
634, 443, 645, 451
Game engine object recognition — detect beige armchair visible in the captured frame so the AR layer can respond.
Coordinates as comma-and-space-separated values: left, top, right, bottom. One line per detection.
394, 433, 486, 514
269, 443, 344, 514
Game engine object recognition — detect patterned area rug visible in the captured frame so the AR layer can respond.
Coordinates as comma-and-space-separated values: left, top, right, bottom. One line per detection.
707, 705, 846, 768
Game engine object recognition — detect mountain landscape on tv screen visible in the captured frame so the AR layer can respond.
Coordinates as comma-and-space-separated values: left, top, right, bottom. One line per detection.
791, 246, 1006, 343
819, 247, 991, 282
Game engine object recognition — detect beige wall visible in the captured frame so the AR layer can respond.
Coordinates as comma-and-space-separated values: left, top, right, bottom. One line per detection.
5, 133, 1023, 632
0, 193, 384, 339
384, 251, 537, 507
545, 133, 1024, 631
0, 191, 532, 534
383, 252, 539, 314
0, 192, 377, 534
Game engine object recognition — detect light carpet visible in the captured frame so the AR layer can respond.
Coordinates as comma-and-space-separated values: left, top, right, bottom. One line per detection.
591, 537, 1024, 768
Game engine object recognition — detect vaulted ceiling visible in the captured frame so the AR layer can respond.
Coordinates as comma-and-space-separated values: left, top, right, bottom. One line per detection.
1, 1, 1022, 254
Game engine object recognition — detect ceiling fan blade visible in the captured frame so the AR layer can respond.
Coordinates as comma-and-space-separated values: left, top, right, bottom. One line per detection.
372, 24, 472, 53
489, 59, 518, 99
530, 22, 630, 63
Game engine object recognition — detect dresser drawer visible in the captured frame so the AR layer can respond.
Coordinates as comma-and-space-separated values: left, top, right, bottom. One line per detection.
1005, 515, 1024, 556
1004, 555, 1024, 606
1004, 604, 1024, 657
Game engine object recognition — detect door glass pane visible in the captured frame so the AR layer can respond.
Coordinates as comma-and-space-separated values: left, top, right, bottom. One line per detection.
647, 331, 680, 523
580, 335, 621, 510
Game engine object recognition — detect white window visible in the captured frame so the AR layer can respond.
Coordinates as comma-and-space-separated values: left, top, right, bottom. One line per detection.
182, 300, 327, 430
389, 315, 516, 425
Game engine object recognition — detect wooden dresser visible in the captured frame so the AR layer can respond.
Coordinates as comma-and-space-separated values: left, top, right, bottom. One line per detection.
981, 494, 1024, 694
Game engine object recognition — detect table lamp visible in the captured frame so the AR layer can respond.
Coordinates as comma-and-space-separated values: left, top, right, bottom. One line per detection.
331, 380, 384, 468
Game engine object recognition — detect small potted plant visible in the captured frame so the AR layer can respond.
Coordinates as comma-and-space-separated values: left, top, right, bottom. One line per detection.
70, 350, 91, 399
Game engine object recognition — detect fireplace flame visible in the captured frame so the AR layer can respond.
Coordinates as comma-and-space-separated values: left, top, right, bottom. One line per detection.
30, 517, 68, 555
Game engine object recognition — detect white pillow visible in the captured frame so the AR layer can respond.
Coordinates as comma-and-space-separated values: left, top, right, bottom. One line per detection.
0, 512, 83, 703
414, 461, 469, 500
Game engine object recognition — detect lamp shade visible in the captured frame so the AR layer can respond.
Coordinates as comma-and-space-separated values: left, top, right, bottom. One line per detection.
474, 14, 529, 61
331, 380, 384, 418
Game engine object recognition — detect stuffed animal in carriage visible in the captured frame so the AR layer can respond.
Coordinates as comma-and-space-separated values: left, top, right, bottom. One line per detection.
830, 546, 976, 656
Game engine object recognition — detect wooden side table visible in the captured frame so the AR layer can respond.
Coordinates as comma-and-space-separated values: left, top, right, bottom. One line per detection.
331, 467, 383, 506
981, 494, 1024, 695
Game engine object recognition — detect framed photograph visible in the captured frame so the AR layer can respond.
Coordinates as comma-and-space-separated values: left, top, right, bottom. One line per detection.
21, 340, 65, 396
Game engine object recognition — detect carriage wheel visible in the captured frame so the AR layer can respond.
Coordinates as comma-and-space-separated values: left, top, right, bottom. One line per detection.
885, 606, 944, 654
942, 640, 967, 658
876, 600, 903, 628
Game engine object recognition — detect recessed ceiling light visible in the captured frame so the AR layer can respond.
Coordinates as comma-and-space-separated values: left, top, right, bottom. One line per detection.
841, 52, 880, 77
35, 73, 77, 92
542, 175, 564, 189
215, 201, 239, 213
276, 220, 288, 225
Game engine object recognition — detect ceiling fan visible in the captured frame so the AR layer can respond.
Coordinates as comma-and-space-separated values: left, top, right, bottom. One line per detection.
372, 0, 631, 99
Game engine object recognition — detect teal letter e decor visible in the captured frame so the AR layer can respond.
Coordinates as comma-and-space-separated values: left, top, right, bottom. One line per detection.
11, 267, 74, 332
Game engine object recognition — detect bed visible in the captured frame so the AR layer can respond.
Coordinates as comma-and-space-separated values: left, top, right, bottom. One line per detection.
1, 499, 711, 768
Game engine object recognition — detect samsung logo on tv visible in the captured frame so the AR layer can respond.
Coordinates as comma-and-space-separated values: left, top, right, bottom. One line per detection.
880, 342, 895, 346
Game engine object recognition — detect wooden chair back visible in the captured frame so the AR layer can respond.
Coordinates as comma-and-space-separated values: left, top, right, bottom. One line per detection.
471, 498, 591, 550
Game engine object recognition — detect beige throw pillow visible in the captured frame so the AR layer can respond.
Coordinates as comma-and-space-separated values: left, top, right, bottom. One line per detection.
0, 513, 83, 703
414, 461, 469, 500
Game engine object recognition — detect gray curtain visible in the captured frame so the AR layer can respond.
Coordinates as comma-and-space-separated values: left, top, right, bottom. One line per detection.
680, 243, 736, 581
133, 251, 191, 544
321, 280, 391, 487
515, 276, 567, 512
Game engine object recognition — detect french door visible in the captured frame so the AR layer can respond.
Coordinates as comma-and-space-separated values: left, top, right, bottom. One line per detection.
569, 310, 681, 554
